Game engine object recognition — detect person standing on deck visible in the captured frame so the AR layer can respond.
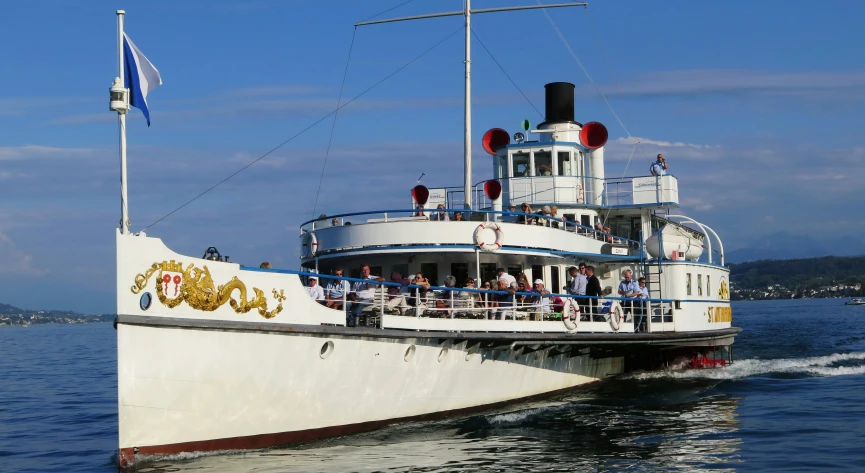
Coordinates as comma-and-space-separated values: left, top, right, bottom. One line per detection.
650, 154, 668, 176
585, 266, 604, 321
566, 264, 589, 318
617, 270, 640, 316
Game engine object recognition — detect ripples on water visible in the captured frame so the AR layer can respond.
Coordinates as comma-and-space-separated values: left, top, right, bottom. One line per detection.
1, 299, 863, 472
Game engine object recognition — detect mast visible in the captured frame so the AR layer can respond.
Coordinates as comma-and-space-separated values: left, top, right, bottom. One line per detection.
355, 2, 586, 210
463, 0, 472, 209
115, 10, 130, 234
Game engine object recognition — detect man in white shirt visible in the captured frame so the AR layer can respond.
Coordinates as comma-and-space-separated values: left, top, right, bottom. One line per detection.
650, 154, 668, 176
305, 276, 325, 304
566, 264, 589, 317
496, 267, 517, 288
349, 264, 385, 325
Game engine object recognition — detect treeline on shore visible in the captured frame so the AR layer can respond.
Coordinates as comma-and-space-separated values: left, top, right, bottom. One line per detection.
729, 255, 865, 299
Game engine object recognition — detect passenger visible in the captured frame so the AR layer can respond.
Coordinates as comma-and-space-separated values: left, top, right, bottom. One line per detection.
415, 205, 425, 217
517, 272, 530, 289
635, 277, 649, 332
349, 264, 385, 326
550, 206, 562, 229
650, 153, 668, 176
585, 265, 604, 321
537, 163, 552, 176
453, 211, 465, 221
566, 264, 589, 318
325, 268, 349, 310
496, 268, 517, 288
515, 280, 530, 309
408, 272, 432, 315
493, 278, 516, 320
432, 204, 450, 221
617, 270, 640, 316
438, 275, 458, 314
385, 272, 412, 315
604, 226, 613, 243
503, 204, 519, 223
459, 277, 482, 306
344, 221, 352, 225
518, 203, 535, 225
535, 206, 553, 226
529, 279, 551, 320
594, 222, 604, 240
305, 276, 325, 304
259, 261, 272, 269
331, 217, 340, 227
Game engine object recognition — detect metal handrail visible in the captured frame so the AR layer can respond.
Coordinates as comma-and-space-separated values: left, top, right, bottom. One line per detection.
299, 208, 641, 247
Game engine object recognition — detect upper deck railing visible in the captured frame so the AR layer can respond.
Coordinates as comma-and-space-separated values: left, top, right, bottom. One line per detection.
444, 174, 679, 209
300, 207, 641, 250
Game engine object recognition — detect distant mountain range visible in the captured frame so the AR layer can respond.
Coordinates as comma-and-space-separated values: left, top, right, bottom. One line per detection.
0, 302, 113, 325
726, 232, 865, 263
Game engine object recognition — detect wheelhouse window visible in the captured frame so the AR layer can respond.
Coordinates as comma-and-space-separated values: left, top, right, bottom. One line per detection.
531, 265, 543, 285
557, 151, 571, 176
534, 151, 552, 176
697, 274, 703, 296
686, 273, 692, 296
512, 153, 530, 177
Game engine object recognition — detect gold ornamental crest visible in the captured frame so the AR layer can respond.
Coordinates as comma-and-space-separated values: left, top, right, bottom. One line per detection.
131, 260, 285, 319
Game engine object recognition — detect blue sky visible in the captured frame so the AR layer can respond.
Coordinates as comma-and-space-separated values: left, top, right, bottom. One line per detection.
1, 0, 864, 313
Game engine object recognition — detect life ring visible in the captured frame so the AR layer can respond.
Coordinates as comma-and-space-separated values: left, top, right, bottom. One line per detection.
562, 298, 580, 333
608, 301, 624, 332
301, 231, 318, 257
473, 222, 504, 252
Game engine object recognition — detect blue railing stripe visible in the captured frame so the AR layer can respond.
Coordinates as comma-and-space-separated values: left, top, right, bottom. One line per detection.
238, 266, 713, 305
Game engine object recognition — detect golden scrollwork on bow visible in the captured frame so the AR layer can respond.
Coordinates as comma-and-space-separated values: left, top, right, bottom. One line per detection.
130, 260, 284, 319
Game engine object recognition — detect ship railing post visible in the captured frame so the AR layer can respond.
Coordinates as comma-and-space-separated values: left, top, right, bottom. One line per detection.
449, 290, 455, 319
379, 283, 385, 323
384, 212, 388, 222
342, 285, 347, 323
415, 288, 420, 318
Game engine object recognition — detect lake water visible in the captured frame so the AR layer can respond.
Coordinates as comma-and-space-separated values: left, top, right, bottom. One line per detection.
1, 299, 864, 472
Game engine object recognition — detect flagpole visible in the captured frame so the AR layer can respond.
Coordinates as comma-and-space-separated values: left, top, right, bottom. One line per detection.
117, 9, 130, 235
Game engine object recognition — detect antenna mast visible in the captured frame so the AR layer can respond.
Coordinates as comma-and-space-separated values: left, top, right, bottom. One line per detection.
356, 1, 586, 210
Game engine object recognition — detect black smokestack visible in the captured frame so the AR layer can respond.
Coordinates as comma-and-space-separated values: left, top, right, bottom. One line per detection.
544, 82, 575, 124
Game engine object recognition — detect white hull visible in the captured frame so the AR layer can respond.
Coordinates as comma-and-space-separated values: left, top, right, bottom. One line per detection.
117, 319, 621, 464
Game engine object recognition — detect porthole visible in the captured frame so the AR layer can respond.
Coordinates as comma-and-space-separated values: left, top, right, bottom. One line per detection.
438, 347, 449, 362
404, 345, 416, 362
320, 341, 334, 359
139, 292, 152, 311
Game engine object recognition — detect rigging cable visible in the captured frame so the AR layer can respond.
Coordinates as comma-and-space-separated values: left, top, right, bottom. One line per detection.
313, 1, 421, 217
535, 2, 647, 225
141, 24, 464, 232
584, 6, 651, 164
311, 27, 357, 219
471, 29, 544, 120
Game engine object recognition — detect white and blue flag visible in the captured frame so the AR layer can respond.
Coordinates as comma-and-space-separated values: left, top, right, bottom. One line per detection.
123, 33, 162, 126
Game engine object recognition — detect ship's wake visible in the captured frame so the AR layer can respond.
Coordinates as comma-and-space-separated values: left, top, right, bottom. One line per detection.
628, 351, 865, 380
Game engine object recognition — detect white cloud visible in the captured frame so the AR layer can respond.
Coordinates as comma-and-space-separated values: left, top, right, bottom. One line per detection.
0, 230, 46, 276
0, 145, 104, 161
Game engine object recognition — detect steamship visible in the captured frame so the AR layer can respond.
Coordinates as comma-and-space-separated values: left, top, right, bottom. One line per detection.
113, 4, 740, 468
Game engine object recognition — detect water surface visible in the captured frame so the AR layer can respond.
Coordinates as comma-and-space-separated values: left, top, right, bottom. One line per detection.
1, 299, 863, 472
